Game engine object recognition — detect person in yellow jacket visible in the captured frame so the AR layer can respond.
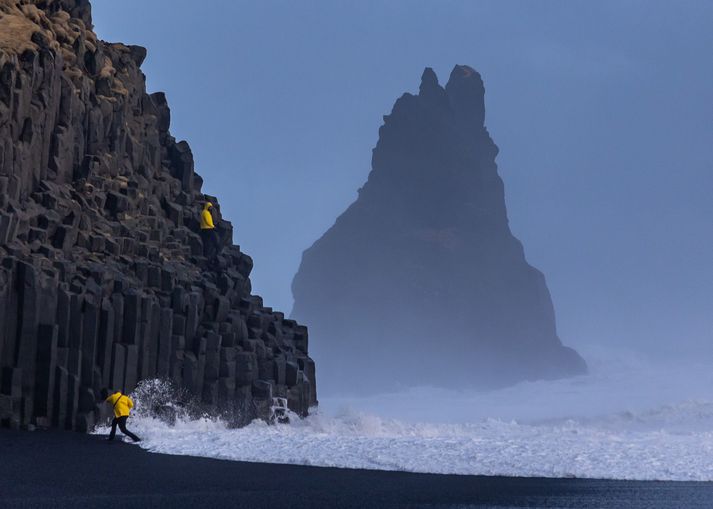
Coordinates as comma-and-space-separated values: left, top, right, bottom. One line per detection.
200, 201, 220, 261
100, 389, 141, 442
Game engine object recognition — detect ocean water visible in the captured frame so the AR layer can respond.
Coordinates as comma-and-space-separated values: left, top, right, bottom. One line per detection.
94, 349, 713, 481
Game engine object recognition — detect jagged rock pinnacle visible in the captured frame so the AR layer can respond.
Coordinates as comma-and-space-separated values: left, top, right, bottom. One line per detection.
292, 66, 586, 394
446, 64, 486, 129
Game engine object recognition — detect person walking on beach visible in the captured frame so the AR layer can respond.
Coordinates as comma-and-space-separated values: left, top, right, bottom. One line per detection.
100, 389, 141, 442
200, 201, 220, 261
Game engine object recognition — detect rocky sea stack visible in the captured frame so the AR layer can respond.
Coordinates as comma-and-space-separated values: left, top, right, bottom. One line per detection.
292, 65, 586, 394
0, 0, 316, 430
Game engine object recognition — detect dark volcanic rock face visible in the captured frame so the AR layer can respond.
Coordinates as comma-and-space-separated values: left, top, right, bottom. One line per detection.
0, 0, 315, 430
292, 66, 585, 394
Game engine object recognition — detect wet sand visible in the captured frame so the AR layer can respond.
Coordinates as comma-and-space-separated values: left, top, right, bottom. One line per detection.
1, 429, 712, 508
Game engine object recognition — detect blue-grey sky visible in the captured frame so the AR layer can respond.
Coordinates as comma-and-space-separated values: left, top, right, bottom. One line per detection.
92, 1, 712, 358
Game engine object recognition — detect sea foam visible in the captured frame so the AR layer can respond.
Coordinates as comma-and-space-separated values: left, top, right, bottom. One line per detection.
94, 350, 713, 481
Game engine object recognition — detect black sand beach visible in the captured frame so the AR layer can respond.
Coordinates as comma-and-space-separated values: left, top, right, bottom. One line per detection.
1, 430, 712, 508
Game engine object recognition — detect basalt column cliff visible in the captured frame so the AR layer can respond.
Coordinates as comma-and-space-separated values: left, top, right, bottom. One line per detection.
292, 66, 585, 394
0, 0, 316, 430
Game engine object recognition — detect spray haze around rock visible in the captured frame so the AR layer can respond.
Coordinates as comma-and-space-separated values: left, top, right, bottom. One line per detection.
292, 65, 586, 394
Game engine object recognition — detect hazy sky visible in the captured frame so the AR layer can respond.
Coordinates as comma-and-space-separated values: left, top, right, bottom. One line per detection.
92, 1, 712, 359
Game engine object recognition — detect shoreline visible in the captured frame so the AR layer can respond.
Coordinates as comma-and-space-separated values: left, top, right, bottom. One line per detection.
2, 429, 713, 508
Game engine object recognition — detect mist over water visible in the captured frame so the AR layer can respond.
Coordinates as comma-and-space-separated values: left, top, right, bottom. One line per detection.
322, 346, 713, 423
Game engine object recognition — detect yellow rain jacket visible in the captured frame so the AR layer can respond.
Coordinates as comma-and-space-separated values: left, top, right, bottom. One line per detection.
106, 392, 134, 418
200, 203, 215, 230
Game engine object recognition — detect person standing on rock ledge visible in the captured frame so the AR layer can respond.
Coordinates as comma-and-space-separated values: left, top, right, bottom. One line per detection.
100, 389, 141, 443
200, 201, 220, 262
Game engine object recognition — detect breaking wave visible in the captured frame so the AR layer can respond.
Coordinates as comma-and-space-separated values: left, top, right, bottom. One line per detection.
94, 352, 713, 481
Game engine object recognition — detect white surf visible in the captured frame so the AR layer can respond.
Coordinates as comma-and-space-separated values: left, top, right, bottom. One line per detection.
94, 349, 713, 481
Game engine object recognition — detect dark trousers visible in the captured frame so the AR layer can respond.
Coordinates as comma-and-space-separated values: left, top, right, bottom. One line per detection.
109, 416, 140, 442
200, 229, 220, 259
